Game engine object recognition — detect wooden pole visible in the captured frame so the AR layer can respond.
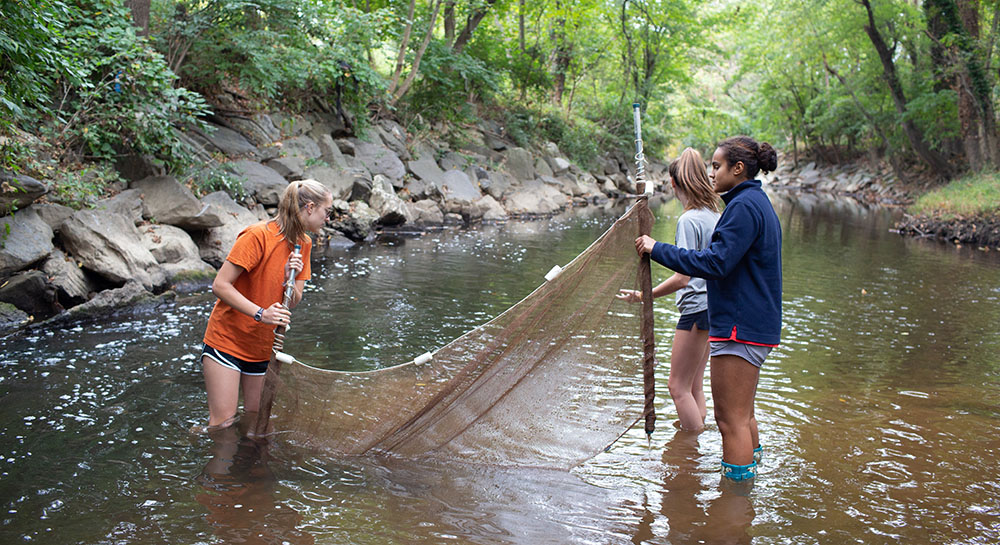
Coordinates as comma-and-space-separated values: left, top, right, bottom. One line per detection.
253, 244, 301, 438
632, 102, 656, 436
636, 189, 656, 436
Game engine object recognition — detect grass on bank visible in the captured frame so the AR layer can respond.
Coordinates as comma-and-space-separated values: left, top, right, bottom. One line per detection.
909, 170, 1000, 219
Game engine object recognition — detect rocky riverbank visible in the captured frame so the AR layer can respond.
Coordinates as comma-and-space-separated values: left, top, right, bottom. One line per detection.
762, 155, 909, 205
764, 155, 1000, 249
1, 111, 667, 335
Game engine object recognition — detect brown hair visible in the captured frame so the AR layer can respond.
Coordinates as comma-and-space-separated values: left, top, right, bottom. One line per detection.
273, 179, 331, 248
716, 136, 778, 180
668, 147, 719, 213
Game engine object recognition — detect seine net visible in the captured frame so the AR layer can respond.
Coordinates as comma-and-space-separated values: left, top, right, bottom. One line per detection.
267, 200, 654, 469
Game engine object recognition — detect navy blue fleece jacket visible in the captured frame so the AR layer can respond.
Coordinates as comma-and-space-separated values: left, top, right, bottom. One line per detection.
650, 180, 782, 345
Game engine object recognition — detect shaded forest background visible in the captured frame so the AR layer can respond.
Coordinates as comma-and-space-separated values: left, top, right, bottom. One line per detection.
3, 0, 1000, 208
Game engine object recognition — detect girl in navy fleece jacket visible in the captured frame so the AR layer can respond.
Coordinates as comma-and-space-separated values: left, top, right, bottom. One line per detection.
635, 136, 782, 482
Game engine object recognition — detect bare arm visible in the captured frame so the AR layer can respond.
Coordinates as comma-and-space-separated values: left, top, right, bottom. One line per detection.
617, 272, 690, 303
212, 261, 291, 325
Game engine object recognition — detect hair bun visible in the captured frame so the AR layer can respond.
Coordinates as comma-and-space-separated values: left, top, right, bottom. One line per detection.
757, 142, 778, 174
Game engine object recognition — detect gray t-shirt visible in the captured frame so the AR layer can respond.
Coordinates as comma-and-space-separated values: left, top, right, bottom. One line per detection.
674, 207, 720, 315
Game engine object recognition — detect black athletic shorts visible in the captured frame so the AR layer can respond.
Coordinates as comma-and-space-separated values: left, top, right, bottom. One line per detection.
201, 344, 269, 375
676, 309, 710, 331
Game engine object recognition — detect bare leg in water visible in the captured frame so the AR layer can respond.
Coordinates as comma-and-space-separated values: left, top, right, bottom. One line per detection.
668, 325, 710, 431
710, 354, 760, 466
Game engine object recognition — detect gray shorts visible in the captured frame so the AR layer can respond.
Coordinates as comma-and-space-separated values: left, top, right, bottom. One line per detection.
710, 341, 772, 368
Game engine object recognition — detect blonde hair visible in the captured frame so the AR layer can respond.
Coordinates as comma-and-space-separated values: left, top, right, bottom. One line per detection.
668, 148, 719, 213
274, 179, 331, 247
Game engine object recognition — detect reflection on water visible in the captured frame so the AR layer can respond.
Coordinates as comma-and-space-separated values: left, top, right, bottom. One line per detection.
196, 418, 314, 545
2, 191, 999, 544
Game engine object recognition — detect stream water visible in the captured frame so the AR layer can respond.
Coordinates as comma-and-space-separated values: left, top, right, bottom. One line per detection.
2, 190, 999, 544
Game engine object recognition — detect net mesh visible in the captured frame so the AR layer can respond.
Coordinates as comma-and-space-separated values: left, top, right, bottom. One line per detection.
268, 200, 654, 469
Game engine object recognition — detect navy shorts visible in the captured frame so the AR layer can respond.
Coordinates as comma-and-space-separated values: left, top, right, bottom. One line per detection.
201, 344, 269, 376
676, 309, 710, 331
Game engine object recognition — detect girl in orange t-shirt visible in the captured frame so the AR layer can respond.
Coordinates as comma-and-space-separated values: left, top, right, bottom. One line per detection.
200, 179, 332, 429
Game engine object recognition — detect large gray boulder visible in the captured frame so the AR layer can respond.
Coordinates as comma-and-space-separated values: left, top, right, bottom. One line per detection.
503, 147, 536, 182
231, 160, 288, 206
303, 166, 359, 201
376, 120, 411, 161
194, 191, 260, 268
264, 156, 304, 181
353, 140, 406, 187
436, 170, 483, 205
329, 201, 380, 241
282, 135, 322, 161
504, 180, 567, 215
408, 158, 445, 182
42, 248, 93, 305
218, 113, 281, 147
140, 223, 200, 264
546, 156, 572, 176
1, 173, 47, 214
0, 302, 29, 333
475, 195, 508, 222
200, 124, 260, 158
534, 156, 554, 178
317, 134, 349, 169
32, 203, 74, 233
480, 170, 516, 200
0, 207, 54, 279
538, 174, 581, 198
131, 175, 224, 229
271, 112, 312, 137
575, 171, 603, 196
60, 209, 166, 291
0, 270, 60, 319
440, 151, 478, 171
94, 189, 144, 224
58, 280, 156, 322
139, 223, 215, 282
368, 176, 412, 226
407, 199, 445, 225
411, 140, 438, 161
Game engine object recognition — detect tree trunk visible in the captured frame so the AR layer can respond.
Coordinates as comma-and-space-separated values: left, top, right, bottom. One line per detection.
444, 1, 455, 43
451, 0, 496, 54
551, 7, 570, 106
125, 0, 150, 36
926, 0, 1000, 170
392, 0, 444, 104
518, 0, 526, 52
388, 0, 417, 96
860, 0, 953, 179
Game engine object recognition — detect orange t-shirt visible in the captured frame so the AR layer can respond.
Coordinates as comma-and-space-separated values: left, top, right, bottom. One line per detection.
203, 221, 313, 361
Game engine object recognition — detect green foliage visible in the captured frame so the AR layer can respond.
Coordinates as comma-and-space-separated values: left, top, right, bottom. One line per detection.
47, 163, 123, 209
1, 0, 208, 169
151, 0, 389, 117
186, 163, 245, 200
0, 0, 75, 126
499, 105, 604, 168
401, 39, 500, 122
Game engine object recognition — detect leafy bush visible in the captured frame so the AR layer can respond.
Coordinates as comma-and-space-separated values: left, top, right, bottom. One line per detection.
151, 0, 388, 119
1, 0, 208, 171
48, 163, 124, 209
185, 163, 245, 200
401, 40, 500, 123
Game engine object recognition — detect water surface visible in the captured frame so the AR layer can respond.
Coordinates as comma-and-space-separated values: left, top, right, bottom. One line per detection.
2, 190, 999, 544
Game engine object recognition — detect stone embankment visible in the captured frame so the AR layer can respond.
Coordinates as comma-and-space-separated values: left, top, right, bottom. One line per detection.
1, 112, 666, 334
762, 156, 908, 205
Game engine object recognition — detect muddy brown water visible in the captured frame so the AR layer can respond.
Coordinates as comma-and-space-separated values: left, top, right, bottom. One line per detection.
2, 190, 998, 544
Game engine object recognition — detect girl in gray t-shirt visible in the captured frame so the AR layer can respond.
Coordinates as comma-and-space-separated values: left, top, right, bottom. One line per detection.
618, 148, 719, 431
